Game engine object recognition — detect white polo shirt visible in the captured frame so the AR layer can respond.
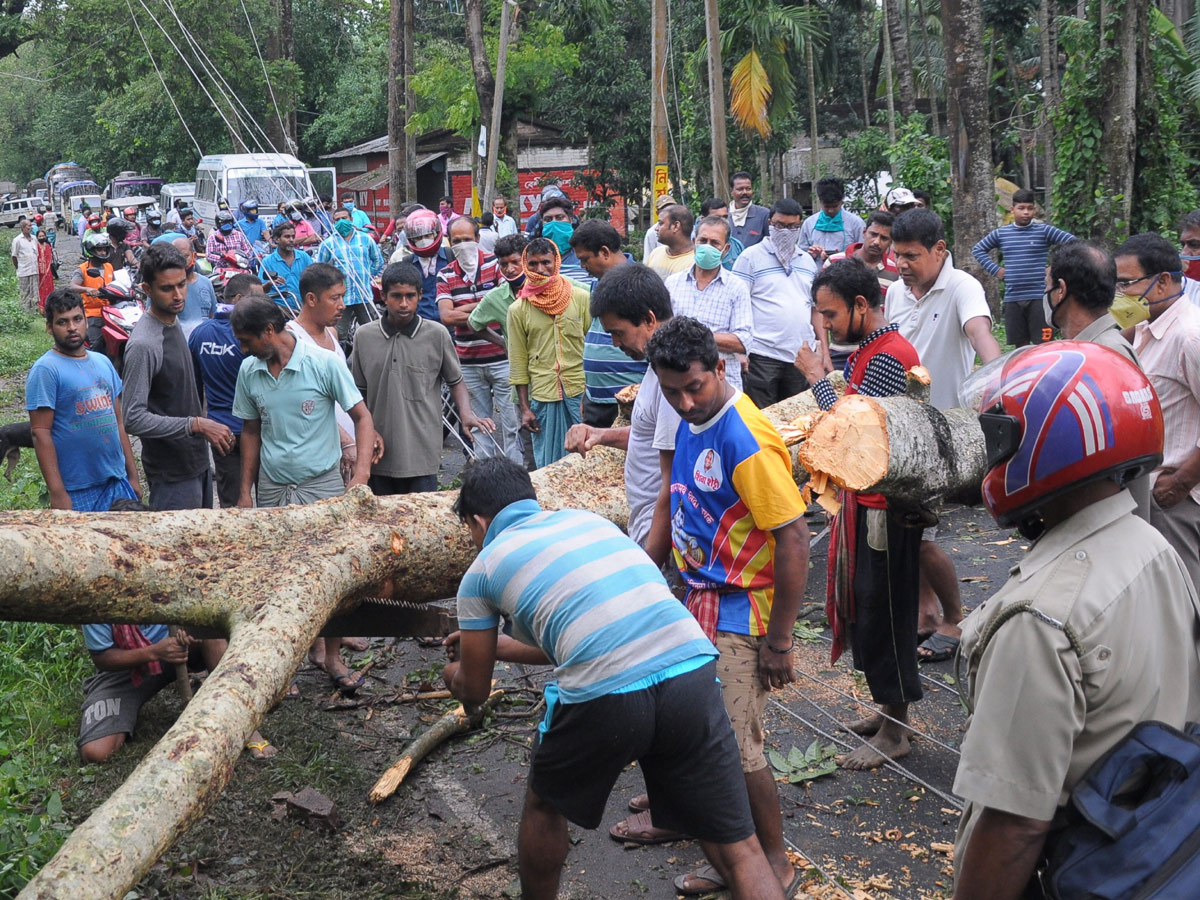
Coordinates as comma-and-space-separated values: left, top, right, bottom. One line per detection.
886, 253, 991, 409
731, 240, 820, 363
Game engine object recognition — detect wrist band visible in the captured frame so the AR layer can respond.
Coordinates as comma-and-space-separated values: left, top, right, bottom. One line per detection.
766, 640, 794, 654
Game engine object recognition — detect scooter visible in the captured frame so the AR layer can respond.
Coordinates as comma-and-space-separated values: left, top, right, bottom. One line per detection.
94, 279, 145, 375
209, 251, 254, 301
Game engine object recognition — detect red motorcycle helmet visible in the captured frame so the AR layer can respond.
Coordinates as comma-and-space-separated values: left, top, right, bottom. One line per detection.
962, 341, 1163, 535
405, 208, 442, 257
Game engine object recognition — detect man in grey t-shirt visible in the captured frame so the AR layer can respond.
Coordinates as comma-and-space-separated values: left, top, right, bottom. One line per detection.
124, 244, 233, 510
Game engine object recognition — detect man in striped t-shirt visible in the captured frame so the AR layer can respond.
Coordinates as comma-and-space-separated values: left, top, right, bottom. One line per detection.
444, 457, 787, 900
437, 217, 521, 462
972, 188, 1075, 347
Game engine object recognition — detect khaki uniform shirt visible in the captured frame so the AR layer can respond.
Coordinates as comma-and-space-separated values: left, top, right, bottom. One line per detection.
953, 491, 1200, 877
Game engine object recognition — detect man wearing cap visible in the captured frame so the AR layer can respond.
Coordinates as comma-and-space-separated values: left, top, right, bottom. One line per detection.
884, 187, 919, 216
728, 172, 771, 248
642, 194, 677, 261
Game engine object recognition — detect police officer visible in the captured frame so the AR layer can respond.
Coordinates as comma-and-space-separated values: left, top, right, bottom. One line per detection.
951, 341, 1200, 900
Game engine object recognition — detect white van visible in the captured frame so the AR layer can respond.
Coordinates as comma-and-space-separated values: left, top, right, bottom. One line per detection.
0, 196, 40, 228
192, 153, 334, 224
160, 182, 195, 216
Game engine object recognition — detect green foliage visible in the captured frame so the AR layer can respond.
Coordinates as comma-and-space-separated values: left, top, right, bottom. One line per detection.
0, 622, 91, 895
767, 740, 839, 783
839, 115, 949, 224
839, 127, 891, 209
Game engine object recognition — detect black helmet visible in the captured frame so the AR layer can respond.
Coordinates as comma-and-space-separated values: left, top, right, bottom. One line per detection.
215, 211, 235, 228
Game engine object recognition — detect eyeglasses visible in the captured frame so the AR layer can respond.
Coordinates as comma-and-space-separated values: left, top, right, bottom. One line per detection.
769, 221, 801, 231
1114, 273, 1160, 291
1182, 240, 1200, 251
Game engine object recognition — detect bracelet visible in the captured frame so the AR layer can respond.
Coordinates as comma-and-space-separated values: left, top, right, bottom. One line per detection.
765, 639, 794, 654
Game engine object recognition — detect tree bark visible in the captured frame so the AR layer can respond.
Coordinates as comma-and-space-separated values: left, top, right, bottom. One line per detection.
942, 0, 995, 281
388, 0, 410, 210
704, 0, 729, 198
884, 0, 918, 115
9, 382, 982, 900
1038, 0, 1058, 212
882, 15, 897, 143
465, 0, 496, 145
1095, 0, 1145, 236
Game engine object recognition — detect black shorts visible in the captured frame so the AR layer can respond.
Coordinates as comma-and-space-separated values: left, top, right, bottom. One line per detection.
529, 660, 754, 844
849, 507, 923, 706
1004, 298, 1053, 347
78, 667, 173, 747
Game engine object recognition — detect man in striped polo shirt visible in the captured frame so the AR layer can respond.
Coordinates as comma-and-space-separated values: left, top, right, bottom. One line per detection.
972, 188, 1075, 347
444, 457, 786, 900
570, 220, 647, 429
437, 216, 521, 462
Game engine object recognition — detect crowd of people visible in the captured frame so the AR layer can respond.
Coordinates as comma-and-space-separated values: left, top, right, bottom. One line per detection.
15, 168, 1200, 900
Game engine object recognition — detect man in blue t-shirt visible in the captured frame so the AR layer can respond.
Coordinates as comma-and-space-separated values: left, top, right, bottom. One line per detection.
188, 273, 265, 507
26, 289, 141, 512
442, 457, 787, 900
972, 188, 1075, 346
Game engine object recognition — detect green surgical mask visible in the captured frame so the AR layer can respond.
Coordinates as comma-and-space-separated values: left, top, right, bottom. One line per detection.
334, 218, 355, 238
542, 220, 573, 254
694, 243, 724, 270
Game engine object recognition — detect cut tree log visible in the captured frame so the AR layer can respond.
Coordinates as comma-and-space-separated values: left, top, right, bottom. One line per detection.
2, 384, 980, 900
797, 390, 986, 507
368, 690, 504, 804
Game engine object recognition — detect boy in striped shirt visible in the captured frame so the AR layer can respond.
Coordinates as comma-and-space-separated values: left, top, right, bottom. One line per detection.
972, 189, 1075, 347
443, 457, 786, 900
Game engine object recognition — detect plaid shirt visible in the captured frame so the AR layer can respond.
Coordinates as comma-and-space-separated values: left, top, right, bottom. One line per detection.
315, 232, 384, 306
436, 252, 506, 365
664, 266, 753, 390
205, 229, 253, 266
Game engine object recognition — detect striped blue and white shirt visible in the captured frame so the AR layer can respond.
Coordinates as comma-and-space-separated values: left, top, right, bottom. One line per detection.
315, 231, 384, 306
971, 221, 1075, 303
457, 500, 716, 703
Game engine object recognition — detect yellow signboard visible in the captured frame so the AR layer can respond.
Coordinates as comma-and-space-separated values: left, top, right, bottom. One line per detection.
652, 165, 670, 204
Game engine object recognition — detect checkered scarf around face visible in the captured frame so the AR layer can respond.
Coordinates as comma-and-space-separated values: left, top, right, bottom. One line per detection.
518, 243, 574, 316
112, 625, 163, 686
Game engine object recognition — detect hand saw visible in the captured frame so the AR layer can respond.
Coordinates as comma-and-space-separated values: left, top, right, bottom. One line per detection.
182, 597, 457, 640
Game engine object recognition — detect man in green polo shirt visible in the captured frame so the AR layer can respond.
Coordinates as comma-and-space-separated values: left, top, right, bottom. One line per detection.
231, 296, 380, 694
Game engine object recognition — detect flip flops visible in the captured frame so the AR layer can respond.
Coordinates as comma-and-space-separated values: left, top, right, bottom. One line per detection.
673, 864, 805, 898
331, 671, 366, 695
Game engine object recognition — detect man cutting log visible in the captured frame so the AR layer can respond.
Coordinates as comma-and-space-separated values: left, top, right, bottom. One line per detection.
441, 456, 786, 900
795, 259, 924, 771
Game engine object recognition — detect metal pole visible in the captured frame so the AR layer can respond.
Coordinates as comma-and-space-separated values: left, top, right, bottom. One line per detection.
482, 0, 515, 210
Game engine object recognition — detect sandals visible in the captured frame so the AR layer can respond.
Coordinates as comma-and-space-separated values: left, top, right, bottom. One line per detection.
331, 671, 365, 695
608, 810, 687, 845
917, 631, 960, 663
244, 739, 277, 761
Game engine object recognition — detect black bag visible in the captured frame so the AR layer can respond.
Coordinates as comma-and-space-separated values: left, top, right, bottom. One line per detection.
1045, 721, 1200, 899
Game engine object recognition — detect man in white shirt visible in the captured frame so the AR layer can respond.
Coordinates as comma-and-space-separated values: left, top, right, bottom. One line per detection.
732, 198, 824, 408
491, 197, 519, 237
665, 216, 752, 390
10, 218, 40, 311
1119, 232, 1200, 592
886, 208, 1001, 661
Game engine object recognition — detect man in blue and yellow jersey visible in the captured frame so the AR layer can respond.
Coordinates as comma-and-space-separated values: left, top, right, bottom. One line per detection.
644, 315, 810, 899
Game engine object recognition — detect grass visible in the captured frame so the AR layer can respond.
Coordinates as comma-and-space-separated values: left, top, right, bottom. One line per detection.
0, 230, 77, 896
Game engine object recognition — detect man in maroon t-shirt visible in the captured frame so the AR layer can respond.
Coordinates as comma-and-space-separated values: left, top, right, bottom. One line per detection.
796, 258, 924, 773
436, 216, 521, 462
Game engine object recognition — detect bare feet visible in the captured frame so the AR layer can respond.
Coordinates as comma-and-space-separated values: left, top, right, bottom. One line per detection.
842, 713, 883, 736
342, 637, 369, 652
838, 730, 912, 770
308, 637, 325, 668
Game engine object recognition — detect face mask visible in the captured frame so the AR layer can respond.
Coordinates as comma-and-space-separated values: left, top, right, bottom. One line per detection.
542, 220, 574, 254
219, 224, 234, 235
506, 272, 526, 291
343, 201, 355, 211
694, 243, 724, 270
185, 263, 196, 275
1042, 287, 1063, 331
1183, 255, 1200, 281
245, 211, 258, 221
769, 225, 799, 261
290, 212, 302, 222
334, 219, 355, 238
451, 241, 479, 269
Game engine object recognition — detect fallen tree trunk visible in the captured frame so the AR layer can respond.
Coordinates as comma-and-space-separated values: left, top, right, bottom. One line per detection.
5, 384, 979, 900
797, 394, 986, 507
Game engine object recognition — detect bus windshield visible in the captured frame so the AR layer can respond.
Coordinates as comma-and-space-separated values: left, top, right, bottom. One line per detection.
111, 179, 162, 199
227, 168, 309, 209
